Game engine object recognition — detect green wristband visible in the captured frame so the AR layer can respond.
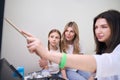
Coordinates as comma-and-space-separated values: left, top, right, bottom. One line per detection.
59, 53, 67, 69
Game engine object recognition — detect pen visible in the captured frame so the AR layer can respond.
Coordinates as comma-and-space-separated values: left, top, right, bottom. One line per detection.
5, 18, 27, 38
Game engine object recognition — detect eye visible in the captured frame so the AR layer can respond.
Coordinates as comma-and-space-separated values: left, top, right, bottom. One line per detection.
50, 35, 54, 38
70, 30, 74, 33
55, 36, 60, 39
95, 26, 98, 29
65, 30, 68, 32
101, 25, 108, 28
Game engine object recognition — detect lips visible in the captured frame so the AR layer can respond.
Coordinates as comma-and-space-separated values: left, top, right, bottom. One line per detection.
66, 35, 72, 39
52, 42, 57, 45
65, 37, 71, 41
97, 34, 104, 39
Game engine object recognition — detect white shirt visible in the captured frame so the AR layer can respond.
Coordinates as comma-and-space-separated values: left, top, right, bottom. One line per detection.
93, 44, 120, 80
48, 48, 60, 74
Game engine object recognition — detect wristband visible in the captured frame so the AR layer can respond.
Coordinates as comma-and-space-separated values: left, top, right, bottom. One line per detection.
59, 53, 67, 69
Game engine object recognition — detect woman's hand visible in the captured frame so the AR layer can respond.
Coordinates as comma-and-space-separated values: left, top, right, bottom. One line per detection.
21, 30, 44, 56
21, 30, 51, 62
39, 59, 48, 68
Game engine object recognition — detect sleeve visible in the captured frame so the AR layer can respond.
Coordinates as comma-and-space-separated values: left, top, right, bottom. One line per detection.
93, 44, 120, 78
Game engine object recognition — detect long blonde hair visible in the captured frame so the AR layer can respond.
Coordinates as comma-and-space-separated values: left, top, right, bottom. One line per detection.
61, 21, 80, 54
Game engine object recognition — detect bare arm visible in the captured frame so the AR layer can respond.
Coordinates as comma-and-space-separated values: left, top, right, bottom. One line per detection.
22, 30, 97, 73
45, 53, 96, 73
61, 68, 67, 79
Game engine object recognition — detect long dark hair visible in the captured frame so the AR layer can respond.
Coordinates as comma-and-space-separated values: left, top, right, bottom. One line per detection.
93, 10, 120, 54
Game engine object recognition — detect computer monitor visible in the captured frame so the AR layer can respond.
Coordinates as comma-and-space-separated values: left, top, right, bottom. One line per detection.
0, 58, 23, 80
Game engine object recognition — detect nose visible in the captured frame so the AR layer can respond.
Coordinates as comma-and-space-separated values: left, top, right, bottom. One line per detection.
66, 31, 70, 35
95, 27, 102, 34
53, 37, 56, 41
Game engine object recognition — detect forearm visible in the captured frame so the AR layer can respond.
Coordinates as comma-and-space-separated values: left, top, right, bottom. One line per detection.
66, 54, 96, 73
36, 47, 62, 65
61, 68, 67, 79
43, 53, 96, 73
22, 30, 96, 73
45, 52, 62, 65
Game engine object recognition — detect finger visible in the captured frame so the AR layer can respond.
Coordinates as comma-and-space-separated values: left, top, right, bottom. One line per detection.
27, 44, 36, 53
39, 64, 44, 68
26, 37, 36, 44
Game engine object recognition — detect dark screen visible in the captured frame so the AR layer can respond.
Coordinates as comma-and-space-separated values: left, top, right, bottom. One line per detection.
0, 58, 23, 80
0, 0, 5, 57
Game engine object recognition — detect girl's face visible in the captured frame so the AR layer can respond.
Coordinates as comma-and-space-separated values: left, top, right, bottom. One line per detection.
95, 18, 111, 43
48, 32, 60, 47
65, 27, 75, 42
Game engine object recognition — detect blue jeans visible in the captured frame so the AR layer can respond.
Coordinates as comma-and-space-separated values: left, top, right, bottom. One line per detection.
66, 69, 91, 80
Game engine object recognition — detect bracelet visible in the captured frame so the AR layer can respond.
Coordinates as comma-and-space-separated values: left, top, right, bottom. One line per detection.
59, 53, 67, 69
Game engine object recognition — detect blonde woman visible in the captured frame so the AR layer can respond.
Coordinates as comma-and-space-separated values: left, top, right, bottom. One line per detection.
61, 21, 91, 80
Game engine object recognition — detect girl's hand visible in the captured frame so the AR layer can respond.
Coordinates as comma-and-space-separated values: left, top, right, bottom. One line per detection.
39, 59, 48, 68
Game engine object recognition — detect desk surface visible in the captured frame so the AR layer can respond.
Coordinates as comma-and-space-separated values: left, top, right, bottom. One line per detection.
24, 69, 65, 80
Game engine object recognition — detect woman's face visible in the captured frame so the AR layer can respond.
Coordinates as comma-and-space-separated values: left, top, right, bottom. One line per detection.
48, 32, 60, 47
95, 18, 111, 43
64, 27, 75, 42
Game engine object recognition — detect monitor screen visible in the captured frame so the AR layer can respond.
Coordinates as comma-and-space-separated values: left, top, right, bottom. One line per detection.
0, 0, 5, 57
0, 58, 23, 80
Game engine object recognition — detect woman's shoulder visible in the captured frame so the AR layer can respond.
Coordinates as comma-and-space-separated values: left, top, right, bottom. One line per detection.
112, 44, 120, 53
116, 44, 120, 48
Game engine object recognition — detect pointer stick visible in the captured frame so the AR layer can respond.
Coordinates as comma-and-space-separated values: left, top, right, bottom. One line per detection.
5, 18, 27, 38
